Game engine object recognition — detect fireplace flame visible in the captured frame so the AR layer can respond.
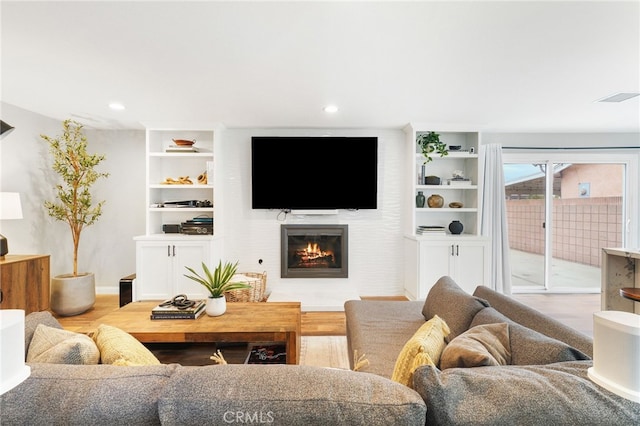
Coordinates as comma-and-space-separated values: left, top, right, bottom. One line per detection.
299, 242, 334, 262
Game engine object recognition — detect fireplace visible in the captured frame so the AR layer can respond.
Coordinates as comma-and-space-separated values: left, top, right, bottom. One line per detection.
281, 225, 348, 278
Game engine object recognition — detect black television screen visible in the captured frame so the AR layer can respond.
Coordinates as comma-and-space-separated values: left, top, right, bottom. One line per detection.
251, 136, 378, 210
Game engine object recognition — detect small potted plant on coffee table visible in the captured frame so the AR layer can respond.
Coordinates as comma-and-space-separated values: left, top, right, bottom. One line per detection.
184, 260, 251, 316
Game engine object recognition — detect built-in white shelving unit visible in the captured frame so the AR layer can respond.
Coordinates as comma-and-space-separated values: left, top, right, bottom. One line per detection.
134, 124, 224, 301
403, 124, 489, 298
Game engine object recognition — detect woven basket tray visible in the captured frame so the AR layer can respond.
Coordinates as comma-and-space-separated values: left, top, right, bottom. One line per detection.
225, 271, 267, 302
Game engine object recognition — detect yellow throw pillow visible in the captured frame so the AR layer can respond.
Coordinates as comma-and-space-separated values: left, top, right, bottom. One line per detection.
92, 324, 161, 366
27, 324, 100, 365
391, 315, 450, 387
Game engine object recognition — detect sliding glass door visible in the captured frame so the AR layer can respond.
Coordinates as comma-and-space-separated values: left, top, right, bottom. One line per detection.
504, 152, 630, 293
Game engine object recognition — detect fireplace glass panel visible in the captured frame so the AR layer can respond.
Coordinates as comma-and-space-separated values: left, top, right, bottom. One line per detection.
281, 225, 348, 278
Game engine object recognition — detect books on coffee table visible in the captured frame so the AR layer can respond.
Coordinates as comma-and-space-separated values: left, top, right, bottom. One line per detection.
150, 298, 206, 320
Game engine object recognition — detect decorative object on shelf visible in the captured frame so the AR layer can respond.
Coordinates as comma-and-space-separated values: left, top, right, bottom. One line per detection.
417, 131, 448, 164
162, 176, 193, 185
425, 175, 441, 185
427, 194, 444, 208
183, 260, 251, 316
197, 171, 207, 184
448, 145, 461, 151
416, 191, 426, 208
172, 139, 195, 146
449, 220, 464, 235
449, 170, 471, 186
41, 119, 108, 316
449, 202, 464, 208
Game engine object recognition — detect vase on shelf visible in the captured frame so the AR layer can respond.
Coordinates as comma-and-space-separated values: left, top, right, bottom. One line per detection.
416, 191, 426, 208
449, 220, 464, 235
427, 194, 444, 208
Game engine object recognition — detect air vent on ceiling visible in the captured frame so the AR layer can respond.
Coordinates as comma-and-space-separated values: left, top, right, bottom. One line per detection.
597, 92, 640, 103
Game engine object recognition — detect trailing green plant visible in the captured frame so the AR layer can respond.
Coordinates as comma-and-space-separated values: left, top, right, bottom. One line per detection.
417, 131, 448, 163
184, 260, 251, 298
41, 119, 109, 276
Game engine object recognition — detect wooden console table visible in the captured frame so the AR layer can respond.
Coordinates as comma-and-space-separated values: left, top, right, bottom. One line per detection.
78, 301, 302, 364
601, 248, 640, 314
0, 254, 50, 314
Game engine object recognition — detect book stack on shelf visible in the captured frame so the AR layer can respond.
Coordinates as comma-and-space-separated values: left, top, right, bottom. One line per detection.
150, 298, 206, 320
165, 145, 199, 153
417, 226, 446, 235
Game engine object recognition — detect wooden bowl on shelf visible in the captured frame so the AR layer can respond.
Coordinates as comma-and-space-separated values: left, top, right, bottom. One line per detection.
172, 139, 195, 146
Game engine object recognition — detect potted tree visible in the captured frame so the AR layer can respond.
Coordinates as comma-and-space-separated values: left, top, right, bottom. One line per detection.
41, 119, 109, 316
417, 131, 448, 163
184, 260, 251, 316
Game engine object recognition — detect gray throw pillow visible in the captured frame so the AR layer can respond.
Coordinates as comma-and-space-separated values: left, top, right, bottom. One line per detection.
24, 311, 64, 357
422, 276, 489, 340
440, 323, 511, 369
413, 361, 640, 426
471, 307, 590, 365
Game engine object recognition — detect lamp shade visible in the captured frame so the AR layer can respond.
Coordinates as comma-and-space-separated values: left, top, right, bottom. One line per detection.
0, 310, 31, 394
0, 192, 23, 220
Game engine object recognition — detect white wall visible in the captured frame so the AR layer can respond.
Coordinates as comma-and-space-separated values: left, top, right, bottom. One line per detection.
220, 128, 406, 301
4, 103, 638, 302
0, 103, 145, 291
1, 104, 407, 299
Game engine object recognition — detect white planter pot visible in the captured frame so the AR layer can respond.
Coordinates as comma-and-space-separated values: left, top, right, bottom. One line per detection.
206, 296, 226, 316
50, 272, 96, 316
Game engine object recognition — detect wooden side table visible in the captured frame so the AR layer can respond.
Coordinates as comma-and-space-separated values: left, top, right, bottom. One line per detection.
0, 254, 50, 314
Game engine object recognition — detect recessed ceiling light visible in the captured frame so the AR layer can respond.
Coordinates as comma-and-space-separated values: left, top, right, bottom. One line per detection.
323, 105, 338, 113
108, 102, 125, 110
596, 93, 640, 103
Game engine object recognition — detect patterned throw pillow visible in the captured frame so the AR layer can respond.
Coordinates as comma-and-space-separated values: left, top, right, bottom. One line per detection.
391, 315, 450, 387
439, 323, 511, 369
92, 324, 161, 366
27, 324, 100, 364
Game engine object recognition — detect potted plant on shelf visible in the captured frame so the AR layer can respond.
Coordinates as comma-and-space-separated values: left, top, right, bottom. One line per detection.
417, 131, 448, 163
41, 119, 109, 316
184, 260, 251, 316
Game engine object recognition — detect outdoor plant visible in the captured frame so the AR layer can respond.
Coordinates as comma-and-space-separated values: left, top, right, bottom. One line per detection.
417, 131, 448, 163
42, 119, 109, 276
184, 260, 251, 298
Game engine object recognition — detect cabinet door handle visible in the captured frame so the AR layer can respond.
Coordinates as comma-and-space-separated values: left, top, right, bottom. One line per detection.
451, 245, 455, 256
456, 245, 459, 256
167, 245, 171, 257
172, 245, 176, 257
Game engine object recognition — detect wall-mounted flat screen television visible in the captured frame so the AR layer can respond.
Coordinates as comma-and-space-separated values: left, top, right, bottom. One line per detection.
251, 136, 378, 210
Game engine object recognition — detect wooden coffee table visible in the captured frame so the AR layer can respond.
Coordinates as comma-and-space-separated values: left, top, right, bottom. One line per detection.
79, 301, 301, 364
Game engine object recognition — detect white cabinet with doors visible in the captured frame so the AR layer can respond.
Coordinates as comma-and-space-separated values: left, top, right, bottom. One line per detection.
134, 236, 222, 301
404, 235, 489, 299
403, 124, 489, 298
134, 124, 224, 301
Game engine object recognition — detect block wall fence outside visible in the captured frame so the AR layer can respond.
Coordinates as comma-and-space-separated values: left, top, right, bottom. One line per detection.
506, 196, 622, 268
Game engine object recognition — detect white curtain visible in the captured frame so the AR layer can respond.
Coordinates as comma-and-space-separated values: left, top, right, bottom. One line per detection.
481, 143, 512, 294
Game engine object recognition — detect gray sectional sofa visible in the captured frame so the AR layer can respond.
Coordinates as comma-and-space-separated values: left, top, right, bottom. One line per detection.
346, 276, 640, 425
2, 275, 639, 425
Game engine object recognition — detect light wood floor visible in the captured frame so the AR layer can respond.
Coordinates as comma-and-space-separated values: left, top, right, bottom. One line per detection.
56, 292, 599, 337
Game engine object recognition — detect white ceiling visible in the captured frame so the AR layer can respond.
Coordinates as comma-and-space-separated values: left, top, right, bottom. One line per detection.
2, 1, 639, 132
